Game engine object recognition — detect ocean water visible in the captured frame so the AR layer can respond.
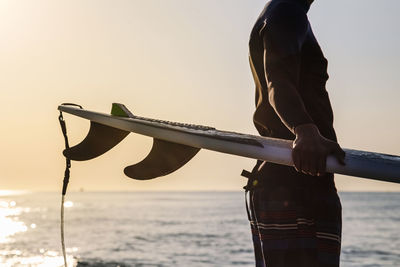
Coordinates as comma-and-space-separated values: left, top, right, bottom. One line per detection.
0, 191, 399, 267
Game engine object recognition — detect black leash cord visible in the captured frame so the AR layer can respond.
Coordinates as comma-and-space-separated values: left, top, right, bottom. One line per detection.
58, 103, 83, 267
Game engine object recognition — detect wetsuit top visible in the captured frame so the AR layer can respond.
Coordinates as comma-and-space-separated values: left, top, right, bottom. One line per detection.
249, 0, 337, 188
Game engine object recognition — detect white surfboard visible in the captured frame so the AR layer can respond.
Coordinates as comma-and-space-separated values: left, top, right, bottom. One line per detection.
58, 103, 400, 183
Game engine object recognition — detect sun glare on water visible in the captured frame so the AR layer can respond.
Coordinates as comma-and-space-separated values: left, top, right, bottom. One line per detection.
0, 196, 77, 266
63, 201, 74, 208
0, 200, 28, 244
0, 190, 27, 197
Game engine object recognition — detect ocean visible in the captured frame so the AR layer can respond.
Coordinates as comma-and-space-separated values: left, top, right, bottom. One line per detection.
0, 191, 399, 267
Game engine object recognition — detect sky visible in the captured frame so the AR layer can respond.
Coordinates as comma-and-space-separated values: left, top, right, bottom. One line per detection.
0, 0, 399, 192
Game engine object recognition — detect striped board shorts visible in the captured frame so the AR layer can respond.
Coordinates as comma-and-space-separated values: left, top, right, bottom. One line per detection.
248, 185, 342, 267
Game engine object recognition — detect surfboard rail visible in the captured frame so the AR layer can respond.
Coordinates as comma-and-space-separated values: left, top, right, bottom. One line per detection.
58, 103, 400, 183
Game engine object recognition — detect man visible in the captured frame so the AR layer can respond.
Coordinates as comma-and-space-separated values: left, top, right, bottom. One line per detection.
246, 0, 345, 266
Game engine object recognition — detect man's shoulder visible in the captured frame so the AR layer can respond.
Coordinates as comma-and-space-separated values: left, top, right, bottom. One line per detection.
259, 1, 306, 29
250, 0, 309, 48
259, 1, 309, 39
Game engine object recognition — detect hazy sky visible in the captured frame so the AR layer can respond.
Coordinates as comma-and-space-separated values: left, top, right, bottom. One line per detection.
0, 0, 399, 192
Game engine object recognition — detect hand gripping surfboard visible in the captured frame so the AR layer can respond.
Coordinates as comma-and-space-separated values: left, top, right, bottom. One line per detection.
58, 103, 400, 183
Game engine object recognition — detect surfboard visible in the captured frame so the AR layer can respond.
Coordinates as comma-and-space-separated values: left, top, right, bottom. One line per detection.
58, 103, 400, 183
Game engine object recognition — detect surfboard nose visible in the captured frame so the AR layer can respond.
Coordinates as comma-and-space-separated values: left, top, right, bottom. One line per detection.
124, 138, 200, 180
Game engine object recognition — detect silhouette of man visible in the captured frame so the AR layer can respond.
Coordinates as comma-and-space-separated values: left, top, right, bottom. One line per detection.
247, 0, 345, 266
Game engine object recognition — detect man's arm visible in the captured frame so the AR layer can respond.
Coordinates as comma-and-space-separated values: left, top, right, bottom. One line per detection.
261, 3, 345, 176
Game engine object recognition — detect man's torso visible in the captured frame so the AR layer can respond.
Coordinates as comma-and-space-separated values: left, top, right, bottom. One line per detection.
249, 0, 337, 189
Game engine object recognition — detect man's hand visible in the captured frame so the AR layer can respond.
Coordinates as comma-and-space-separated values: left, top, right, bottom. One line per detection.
292, 123, 345, 176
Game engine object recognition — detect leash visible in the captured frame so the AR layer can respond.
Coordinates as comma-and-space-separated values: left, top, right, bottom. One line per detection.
241, 160, 262, 221
58, 103, 83, 267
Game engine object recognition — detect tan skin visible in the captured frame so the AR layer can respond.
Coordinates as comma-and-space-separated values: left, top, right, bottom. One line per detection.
291, 0, 346, 177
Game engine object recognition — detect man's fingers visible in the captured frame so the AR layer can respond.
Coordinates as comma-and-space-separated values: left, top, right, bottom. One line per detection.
309, 155, 318, 176
292, 149, 302, 173
301, 151, 312, 175
293, 148, 323, 176
293, 139, 345, 175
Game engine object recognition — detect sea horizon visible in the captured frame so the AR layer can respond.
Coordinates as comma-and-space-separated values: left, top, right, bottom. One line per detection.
3, 189, 400, 195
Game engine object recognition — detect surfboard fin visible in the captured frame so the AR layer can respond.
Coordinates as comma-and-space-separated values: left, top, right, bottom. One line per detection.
63, 103, 200, 179
63, 122, 130, 160
63, 103, 132, 161
124, 138, 200, 180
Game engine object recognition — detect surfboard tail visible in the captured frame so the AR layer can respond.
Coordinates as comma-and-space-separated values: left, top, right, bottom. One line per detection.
62, 103, 200, 180
63, 103, 132, 161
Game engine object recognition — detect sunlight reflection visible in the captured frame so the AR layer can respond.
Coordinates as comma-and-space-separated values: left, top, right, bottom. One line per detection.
0, 191, 27, 197
0, 201, 10, 208
63, 201, 74, 208
0, 252, 76, 267
67, 247, 79, 253
0, 201, 28, 243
